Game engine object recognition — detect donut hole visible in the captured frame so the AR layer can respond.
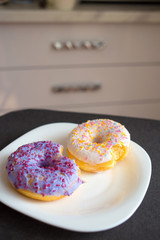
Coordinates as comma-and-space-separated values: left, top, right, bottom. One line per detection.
39, 161, 50, 169
38, 158, 61, 170
92, 136, 104, 144
38, 159, 55, 170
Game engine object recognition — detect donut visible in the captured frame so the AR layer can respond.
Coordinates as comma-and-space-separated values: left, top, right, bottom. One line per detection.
67, 119, 130, 172
6, 141, 83, 201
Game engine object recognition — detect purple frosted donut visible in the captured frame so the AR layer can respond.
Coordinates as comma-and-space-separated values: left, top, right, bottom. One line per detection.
6, 141, 83, 201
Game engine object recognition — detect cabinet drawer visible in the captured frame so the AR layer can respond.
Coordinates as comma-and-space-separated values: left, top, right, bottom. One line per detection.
0, 23, 160, 68
0, 66, 160, 117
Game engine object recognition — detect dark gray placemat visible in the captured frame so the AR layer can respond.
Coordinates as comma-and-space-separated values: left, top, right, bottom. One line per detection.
0, 109, 160, 240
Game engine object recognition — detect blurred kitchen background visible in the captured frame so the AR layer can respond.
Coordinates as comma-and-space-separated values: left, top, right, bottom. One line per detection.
0, 0, 160, 120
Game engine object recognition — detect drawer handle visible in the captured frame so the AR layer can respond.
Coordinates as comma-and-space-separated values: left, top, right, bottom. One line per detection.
52, 83, 101, 93
52, 40, 106, 50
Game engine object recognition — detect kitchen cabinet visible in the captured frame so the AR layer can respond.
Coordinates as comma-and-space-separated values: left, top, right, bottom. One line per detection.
0, 21, 160, 119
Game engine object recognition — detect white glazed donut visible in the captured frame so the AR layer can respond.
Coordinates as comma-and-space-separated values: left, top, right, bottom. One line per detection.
67, 119, 130, 172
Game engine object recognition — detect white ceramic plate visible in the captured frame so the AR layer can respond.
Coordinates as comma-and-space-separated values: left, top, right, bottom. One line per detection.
0, 123, 151, 232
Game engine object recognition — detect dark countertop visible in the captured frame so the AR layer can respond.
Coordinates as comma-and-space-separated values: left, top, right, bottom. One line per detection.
0, 109, 160, 240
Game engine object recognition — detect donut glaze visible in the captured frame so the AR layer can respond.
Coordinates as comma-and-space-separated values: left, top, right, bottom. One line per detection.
67, 119, 130, 172
6, 141, 83, 201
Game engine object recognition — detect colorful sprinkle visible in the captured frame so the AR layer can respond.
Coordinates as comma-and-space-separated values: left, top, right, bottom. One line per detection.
67, 119, 130, 165
6, 141, 83, 197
